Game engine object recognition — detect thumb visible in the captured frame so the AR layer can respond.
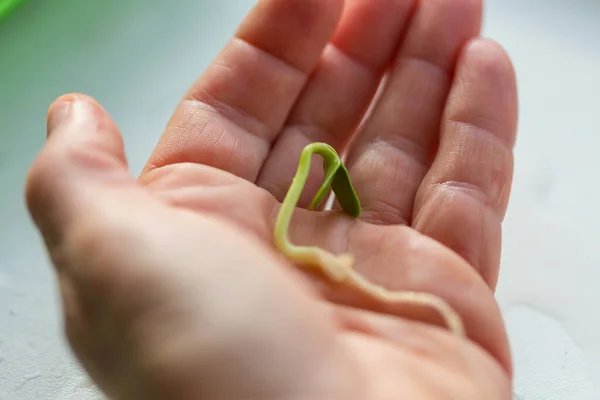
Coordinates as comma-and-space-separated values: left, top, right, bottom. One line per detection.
26, 94, 134, 247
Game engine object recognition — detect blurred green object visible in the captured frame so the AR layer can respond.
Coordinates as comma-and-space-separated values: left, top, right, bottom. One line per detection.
0, 0, 24, 23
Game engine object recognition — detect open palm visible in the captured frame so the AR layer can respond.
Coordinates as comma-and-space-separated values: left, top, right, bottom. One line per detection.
26, 0, 517, 399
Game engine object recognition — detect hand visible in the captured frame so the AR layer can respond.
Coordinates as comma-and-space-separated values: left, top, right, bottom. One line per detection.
26, 0, 517, 398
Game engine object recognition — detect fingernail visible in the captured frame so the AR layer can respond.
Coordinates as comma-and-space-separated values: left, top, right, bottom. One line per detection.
47, 95, 76, 137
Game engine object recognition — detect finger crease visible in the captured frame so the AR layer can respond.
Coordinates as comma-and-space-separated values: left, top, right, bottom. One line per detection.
233, 35, 310, 77
402, 52, 454, 78
360, 198, 411, 226
373, 136, 431, 172
432, 180, 504, 219
180, 97, 271, 144
446, 118, 515, 151
329, 42, 380, 78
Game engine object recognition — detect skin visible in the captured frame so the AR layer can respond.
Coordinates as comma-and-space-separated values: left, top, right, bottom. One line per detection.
25, 0, 518, 399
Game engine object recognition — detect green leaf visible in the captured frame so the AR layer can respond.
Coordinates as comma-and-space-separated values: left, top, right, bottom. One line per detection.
331, 163, 361, 218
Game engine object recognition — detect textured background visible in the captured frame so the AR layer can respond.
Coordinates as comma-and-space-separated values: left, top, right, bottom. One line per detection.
0, 0, 598, 399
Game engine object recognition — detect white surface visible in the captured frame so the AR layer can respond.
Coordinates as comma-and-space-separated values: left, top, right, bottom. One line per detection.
0, 1, 598, 399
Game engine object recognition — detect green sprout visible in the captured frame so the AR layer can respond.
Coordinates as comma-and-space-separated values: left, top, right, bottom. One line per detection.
274, 142, 465, 336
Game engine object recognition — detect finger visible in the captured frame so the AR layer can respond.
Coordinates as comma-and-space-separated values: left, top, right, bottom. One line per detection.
342, 0, 482, 224
256, 0, 415, 204
412, 39, 518, 289
25, 93, 146, 391
144, 0, 344, 182
26, 94, 136, 249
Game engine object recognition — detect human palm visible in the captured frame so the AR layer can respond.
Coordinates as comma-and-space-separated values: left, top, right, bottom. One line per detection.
26, 0, 518, 399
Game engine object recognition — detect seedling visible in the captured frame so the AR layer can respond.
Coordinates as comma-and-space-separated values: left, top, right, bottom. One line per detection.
274, 142, 465, 336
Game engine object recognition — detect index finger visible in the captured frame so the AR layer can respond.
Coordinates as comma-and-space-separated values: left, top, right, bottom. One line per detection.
144, 0, 344, 182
